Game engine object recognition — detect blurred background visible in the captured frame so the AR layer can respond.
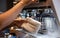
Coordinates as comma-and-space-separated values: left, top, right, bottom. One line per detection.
0, 0, 60, 38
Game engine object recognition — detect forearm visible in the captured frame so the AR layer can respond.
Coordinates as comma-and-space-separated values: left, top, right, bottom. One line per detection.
0, 2, 25, 30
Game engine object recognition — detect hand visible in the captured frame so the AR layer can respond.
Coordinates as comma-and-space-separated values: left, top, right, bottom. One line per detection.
14, 17, 37, 33
14, 17, 41, 33
20, 0, 36, 6
26, 17, 41, 26
25, 17, 41, 33
14, 17, 27, 28
21, 22, 37, 33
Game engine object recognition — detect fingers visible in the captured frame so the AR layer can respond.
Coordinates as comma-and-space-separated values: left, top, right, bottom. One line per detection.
32, 0, 37, 2
21, 23, 37, 33
14, 17, 42, 33
29, 23, 36, 29
20, 0, 32, 3
14, 17, 22, 21
26, 17, 41, 26
20, 0, 36, 6
32, 0, 35, 1
14, 17, 26, 21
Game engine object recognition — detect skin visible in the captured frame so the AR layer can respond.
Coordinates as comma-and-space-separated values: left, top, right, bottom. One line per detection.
0, 0, 41, 33
0, 0, 33, 30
